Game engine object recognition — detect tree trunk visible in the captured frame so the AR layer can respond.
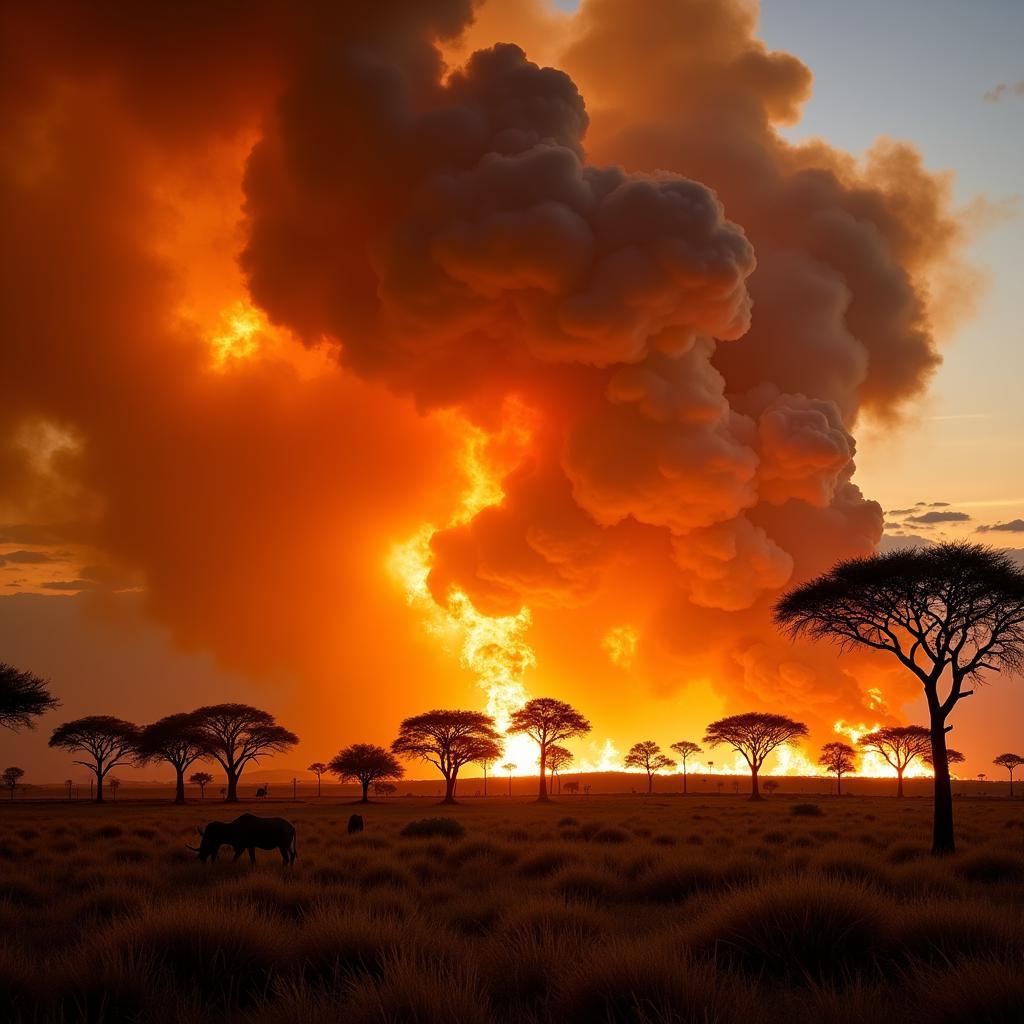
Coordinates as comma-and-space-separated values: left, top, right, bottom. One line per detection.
317, 776, 321, 798
95, 771, 104, 803
361, 780, 370, 803
537, 744, 549, 802
682, 767, 688, 795
174, 769, 186, 805
646, 771, 653, 795
836, 772, 842, 797
896, 769, 904, 798
483, 769, 488, 797
1009, 771, 1015, 798
929, 723, 955, 855
442, 775, 456, 804
226, 771, 239, 802
749, 764, 761, 801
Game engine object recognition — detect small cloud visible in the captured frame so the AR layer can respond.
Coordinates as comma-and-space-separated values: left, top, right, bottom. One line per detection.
0, 549, 57, 564
984, 80, 1024, 102
887, 508, 915, 516
906, 510, 971, 525
883, 521, 904, 530
928, 502, 950, 508
977, 519, 1024, 533
41, 579, 102, 592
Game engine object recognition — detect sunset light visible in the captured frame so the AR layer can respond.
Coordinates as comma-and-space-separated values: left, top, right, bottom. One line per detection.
2, 3, 1022, 1019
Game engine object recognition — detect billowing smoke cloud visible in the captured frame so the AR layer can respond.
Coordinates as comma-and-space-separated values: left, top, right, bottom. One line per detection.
0, 1, 978, 762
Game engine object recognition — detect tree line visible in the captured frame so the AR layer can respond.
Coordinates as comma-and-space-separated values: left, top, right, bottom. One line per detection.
3, 541, 1024, 856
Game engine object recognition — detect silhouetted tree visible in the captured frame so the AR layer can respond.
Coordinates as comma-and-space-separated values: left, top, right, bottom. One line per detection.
192, 703, 298, 802
138, 712, 208, 805
670, 740, 702, 794
776, 543, 1024, 854
329, 743, 404, 803
703, 713, 808, 800
508, 698, 591, 802
49, 716, 140, 803
189, 770, 213, 799
64, 778, 73, 801
391, 710, 501, 804
546, 744, 574, 794
762, 779, 779, 796
564, 780, 580, 795
0, 663, 59, 731
818, 741, 856, 795
502, 761, 516, 797
2, 766, 24, 800
477, 754, 496, 797
307, 762, 327, 797
858, 726, 930, 798
624, 740, 675, 794
374, 781, 397, 799
109, 777, 121, 801
993, 753, 1024, 796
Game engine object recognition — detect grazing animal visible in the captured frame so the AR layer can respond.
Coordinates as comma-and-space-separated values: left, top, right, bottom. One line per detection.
347, 813, 364, 834
186, 813, 296, 865
255, 786, 268, 798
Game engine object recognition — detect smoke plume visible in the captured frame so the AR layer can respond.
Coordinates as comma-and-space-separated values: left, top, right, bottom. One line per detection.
0, 1, 976, 762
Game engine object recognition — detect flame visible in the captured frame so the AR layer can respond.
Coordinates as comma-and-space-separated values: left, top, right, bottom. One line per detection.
602, 625, 638, 669
207, 300, 265, 366
833, 719, 932, 779
389, 404, 542, 775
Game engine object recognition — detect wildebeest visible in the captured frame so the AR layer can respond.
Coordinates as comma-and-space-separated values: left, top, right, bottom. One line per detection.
186, 813, 296, 865
347, 813, 364, 834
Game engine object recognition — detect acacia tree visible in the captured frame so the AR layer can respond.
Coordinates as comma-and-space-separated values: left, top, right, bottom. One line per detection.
329, 743, 404, 803
49, 716, 140, 803
993, 753, 1024, 796
670, 740, 702, 794
307, 762, 328, 797
624, 740, 675, 794
189, 770, 213, 799
858, 726, 930, 798
775, 543, 1024, 854
703, 713, 808, 800
508, 698, 591, 802
138, 712, 208, 804
192, 704, 298, 802
0, 663, 59, 731
477, 754, 497, 797
818, 741, 856, 795
391, 710, 501, 804
502, 761, 516, 797
2, 766, 24, 800
546, 744, 574, 795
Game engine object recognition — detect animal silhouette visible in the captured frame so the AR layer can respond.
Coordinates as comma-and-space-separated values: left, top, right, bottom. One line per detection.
186, 813, 296, 865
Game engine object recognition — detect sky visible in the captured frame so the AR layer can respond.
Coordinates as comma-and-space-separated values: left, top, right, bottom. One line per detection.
1, 0, 1021, 784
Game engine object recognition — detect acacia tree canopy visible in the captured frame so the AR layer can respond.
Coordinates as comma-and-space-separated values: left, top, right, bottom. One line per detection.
391, 709, 501, 804
329, 743, 404, 803
776, 543, 1024, 854
703, 712, 808, 800
508, 697, 591, 802
49, 715, 140, 802
192, 703, 298, 802
0, 663, 59, 731
624, 740, 675, 793
138, 712, 208, 804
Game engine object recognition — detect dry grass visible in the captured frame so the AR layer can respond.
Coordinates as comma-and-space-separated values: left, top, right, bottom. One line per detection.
0, 794, 1022, 1022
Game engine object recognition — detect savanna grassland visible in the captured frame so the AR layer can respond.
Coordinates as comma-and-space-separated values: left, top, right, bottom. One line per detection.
1, 795, 1022, 1024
